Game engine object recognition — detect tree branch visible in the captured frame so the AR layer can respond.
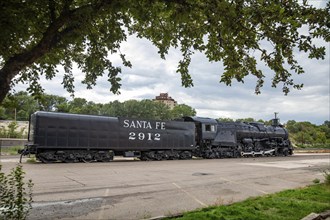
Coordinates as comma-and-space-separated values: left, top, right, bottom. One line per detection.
48, 0, 56, 23
0, 0, 121, 102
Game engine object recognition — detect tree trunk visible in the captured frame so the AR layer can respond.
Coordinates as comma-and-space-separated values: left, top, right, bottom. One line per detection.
0, 43, 53, 103
0, 2, 110, 104
0, 67, 16, 103
0, 11, 70, 103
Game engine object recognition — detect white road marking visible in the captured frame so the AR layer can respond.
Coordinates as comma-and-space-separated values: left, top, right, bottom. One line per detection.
98, 188, 110, 220
0, 158, 20, 163
32, 198, 102, 208
172, 182, 207, 207
242, 158, 330, 169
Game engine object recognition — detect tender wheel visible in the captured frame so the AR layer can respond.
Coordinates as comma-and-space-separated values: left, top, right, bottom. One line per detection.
37, 152, 55, 163
64, 153, 77, 163
180, 151, 192, 160
82, 153, 93, 163
154, 152, 164, 161
38, 156, 53, 163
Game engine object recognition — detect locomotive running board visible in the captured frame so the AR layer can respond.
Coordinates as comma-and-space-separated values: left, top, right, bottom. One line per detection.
241, 149, 275, 157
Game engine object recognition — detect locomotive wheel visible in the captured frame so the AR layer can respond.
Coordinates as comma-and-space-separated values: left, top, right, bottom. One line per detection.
233, 150, 240, 158
104, 153, 114, 162
146, 151, 155, 160
140, 152, 151, 161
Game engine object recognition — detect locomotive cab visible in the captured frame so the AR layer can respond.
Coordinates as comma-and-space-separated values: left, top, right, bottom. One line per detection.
183, 117, 217, 146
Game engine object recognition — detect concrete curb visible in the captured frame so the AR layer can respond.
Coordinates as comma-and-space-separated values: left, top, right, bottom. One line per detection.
301, 210, 330, 220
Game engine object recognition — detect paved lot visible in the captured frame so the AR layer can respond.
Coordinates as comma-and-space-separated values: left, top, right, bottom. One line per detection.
1, 153, 329, 220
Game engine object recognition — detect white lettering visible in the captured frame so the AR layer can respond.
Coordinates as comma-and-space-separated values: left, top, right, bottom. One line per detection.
136, 120, 142, 128
155, 122, 166, 130
130, 121, 136, 128
138, 132, 145, 140
123, 119, 166, 130
146, 122, 152, 129
123, 120, 130, 128
127, 132, 161, 141
129, 132, 136, 140
154, 133, 160, 141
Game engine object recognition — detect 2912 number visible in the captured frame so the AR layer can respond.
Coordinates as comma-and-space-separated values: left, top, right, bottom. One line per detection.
129, 132, 160, 141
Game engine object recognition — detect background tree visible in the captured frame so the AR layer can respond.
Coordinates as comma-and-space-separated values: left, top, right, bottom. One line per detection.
100, 100, 124, 117
0, 1, 329, 103
0, 91, 39, 120
171, 104, 196, 119
38, 94, 68, 112
0, 92, 196, 120
218, 117, 234, 122
0, 106, 6, 119
320, 121, 330, 139
152, 101, 172, 120
286, 120, 330, 148
236, 117, 256, 123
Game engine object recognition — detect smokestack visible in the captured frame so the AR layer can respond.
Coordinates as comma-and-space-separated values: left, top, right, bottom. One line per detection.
272, 112, 280, 127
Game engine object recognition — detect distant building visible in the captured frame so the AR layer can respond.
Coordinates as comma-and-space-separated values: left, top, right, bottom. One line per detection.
153, 93, 177, 109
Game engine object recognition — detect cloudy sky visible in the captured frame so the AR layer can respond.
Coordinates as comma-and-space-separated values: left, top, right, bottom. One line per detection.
15, 2, 329, 125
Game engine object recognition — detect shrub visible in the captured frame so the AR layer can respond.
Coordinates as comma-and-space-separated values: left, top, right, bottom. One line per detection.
0, 165, 33, 219
313, 178, 320, 184
324, 170, 330, 185
0, 121, 27, 139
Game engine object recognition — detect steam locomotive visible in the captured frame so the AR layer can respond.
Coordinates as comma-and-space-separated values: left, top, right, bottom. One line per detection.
20, 111, 293, 163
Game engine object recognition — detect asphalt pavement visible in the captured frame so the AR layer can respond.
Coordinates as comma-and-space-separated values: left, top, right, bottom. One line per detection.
1, 153, 329, 219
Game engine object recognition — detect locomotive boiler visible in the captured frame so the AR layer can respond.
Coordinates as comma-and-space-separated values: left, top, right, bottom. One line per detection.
20, 111, 293, 163
183, 116, 292, 159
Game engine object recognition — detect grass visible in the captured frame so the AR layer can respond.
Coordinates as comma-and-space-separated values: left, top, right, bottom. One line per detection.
295, 143, 330, 149
0, 146, 24, 155
324, 170, 330, 185
169, 183, 330, 220
26, 156, 37, 163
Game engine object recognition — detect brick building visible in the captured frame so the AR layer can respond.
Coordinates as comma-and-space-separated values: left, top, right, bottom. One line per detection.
153, 93, 177, 109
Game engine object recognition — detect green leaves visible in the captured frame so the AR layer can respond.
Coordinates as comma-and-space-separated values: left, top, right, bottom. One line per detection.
0, 165, 33, 220
0, 91, 197, 120
0, 0, 329, 102
286, 120, 330, 147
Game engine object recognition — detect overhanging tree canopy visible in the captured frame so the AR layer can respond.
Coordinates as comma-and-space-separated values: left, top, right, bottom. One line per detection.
0, 0, 329, 103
